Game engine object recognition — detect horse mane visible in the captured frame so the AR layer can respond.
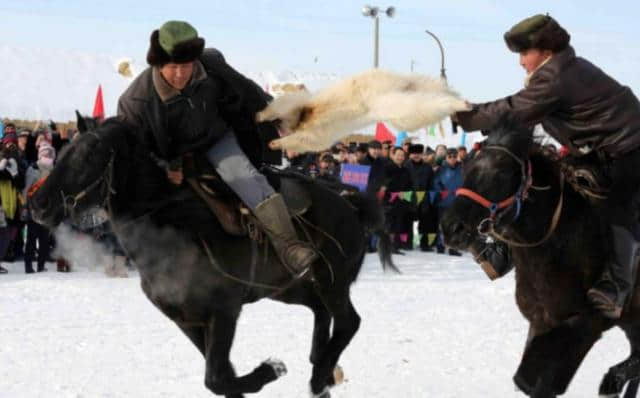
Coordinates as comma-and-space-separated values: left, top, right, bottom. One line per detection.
483, 115, 534, 159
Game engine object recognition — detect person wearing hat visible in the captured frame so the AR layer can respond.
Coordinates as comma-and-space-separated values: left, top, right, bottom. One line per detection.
355, 143, 369, 164
380, 147, 414, 252
359, 140, 387, 197
118, 21, 316, 277
405, 144, 436, 251
454, 14, 640, 318
431, 148, 462, 256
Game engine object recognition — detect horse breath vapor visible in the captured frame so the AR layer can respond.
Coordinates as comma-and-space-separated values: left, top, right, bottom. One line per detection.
257, 69, 471, 153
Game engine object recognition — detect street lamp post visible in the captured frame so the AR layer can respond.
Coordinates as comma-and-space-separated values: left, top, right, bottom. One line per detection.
362, 5, 395, 68
425, 29, 446, 81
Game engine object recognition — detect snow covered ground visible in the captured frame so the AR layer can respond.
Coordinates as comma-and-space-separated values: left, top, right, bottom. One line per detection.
0, 251, 630, 397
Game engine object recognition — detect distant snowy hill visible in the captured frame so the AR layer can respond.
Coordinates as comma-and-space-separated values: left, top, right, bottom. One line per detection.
0, 45, 339, 122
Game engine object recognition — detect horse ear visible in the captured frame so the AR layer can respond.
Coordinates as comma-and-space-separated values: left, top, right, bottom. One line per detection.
485, 113, 533, 155
75, 110, 87, 133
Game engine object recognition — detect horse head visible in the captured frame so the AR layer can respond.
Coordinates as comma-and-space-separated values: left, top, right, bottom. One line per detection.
440, 119, 539, 255
30, 118, 128, 228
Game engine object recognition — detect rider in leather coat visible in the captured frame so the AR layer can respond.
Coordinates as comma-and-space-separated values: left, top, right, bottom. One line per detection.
455, 14, 640, 319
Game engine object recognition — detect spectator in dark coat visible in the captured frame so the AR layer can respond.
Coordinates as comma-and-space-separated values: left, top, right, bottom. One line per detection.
362, 140, 387, 195
432, 148, 463, 256
405, 144, 438, 251
381, 148, 415, 251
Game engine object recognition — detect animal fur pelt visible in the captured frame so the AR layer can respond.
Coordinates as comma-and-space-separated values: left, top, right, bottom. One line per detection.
256, 69, 471, 153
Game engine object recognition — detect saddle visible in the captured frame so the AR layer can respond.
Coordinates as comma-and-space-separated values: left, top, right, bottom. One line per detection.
182, 154, 312, 237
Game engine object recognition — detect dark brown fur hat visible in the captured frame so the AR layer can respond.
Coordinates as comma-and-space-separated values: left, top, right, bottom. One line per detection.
504, 14, 570, 53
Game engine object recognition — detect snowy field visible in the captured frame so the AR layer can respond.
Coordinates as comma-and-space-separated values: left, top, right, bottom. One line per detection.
0, 251, 629, 397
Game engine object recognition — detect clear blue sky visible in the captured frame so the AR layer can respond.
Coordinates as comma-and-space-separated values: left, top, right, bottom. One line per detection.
2, 0, 639, 102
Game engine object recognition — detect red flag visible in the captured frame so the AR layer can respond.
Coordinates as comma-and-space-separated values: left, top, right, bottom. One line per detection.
92, 85, 105, 121
375, 122, 395, 143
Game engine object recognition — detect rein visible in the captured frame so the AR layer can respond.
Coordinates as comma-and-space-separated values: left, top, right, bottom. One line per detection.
456, 145, 565, 248
60, 152, 116, 222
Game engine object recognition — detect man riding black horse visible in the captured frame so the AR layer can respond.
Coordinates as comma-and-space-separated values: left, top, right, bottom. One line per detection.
455, 14, 640, 319
117, 21, 317, 278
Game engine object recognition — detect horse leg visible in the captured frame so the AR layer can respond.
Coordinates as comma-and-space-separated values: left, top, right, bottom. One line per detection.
309, 287, 361, 397
599, 327, 640, 397
176, 323, 244, 398
514, 315, 604, 396
203, 311, 286, 397
273, 281, 332, 365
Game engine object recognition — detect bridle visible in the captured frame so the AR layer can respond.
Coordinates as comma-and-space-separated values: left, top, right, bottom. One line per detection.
60, 148, 116, 222
455, 145, 564, 248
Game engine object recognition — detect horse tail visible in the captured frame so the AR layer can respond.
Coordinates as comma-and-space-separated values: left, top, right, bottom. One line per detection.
343, 192, 400, 273
376, 230, 400, 273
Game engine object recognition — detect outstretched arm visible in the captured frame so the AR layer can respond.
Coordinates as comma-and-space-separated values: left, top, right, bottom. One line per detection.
455, 71, 560, 132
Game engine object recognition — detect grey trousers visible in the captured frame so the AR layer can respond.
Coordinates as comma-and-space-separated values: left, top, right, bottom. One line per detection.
206, 132, 275, 210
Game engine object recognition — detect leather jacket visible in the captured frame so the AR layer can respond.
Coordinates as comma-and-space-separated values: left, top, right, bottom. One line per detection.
457, 46, 640, 158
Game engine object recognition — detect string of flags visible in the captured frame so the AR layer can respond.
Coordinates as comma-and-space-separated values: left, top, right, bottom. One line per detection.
387, 190, 450, 205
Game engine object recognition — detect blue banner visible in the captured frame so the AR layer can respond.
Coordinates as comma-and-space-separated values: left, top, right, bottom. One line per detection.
340, 164, 371, 192
395, 131, 407, 147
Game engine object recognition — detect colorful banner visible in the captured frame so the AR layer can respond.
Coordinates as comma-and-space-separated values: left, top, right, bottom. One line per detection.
428, 125, 436, 137
340, 164, 371, 192
93, 84, 105, 121
375, 122, 395, 143
396, 131, 408, 147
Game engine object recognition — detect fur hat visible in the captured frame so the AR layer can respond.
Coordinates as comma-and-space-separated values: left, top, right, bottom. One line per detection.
446, 147, 458, 156
368, 140, 382, 149
147, 21, 205, 66
504, 14, 570, 53
409, 144, 424, 154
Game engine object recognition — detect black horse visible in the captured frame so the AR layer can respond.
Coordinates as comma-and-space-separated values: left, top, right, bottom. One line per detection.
440, 122, 640, 398
30, 118, 395, 397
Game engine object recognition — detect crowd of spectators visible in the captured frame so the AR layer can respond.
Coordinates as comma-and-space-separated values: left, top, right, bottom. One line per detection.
0, 121, 77, 275
283, 138, 470, 255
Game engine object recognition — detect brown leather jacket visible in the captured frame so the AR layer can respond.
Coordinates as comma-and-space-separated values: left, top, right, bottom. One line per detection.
456, 46, 640, 158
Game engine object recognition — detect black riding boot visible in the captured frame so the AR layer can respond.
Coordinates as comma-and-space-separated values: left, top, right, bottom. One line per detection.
587, 225, 639, 319
471, 238, 513, 280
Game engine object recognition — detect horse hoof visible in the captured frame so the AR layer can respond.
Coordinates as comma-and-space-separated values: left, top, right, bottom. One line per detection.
310, 386, 330, 398
262, 358, 287, 378
333, 365, 345, 385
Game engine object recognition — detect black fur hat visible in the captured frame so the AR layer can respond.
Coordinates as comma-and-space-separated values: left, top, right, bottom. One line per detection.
146, 21, 205, 66
504, 14, 570, 53
408, 144, 424, 154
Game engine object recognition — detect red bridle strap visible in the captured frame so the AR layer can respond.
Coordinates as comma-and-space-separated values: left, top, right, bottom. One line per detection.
455, 188, 516, 215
